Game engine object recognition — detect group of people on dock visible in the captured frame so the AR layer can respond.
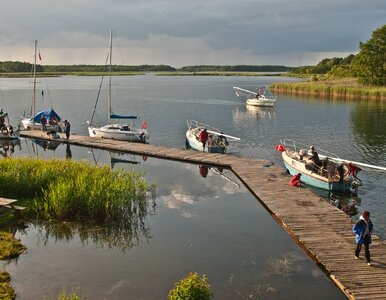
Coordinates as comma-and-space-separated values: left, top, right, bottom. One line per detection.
40, 115, 71, 139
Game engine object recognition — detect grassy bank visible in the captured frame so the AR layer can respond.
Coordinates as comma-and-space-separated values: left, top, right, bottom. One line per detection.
0, 158, 150, 222
270, 78, 386, 100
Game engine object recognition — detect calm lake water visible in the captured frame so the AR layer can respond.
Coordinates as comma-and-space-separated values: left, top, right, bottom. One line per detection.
1, 75, 385, 299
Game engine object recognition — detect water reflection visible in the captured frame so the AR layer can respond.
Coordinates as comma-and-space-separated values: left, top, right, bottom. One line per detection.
32, 138, 60, 151
351, 102, 386, 159
0, 138, 20, 157
232, 105, 276, 124
309, 187, 361, 217
65, 144, 72, 159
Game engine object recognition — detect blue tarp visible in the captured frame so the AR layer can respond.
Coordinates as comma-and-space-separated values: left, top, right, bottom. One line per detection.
110, 114, 137, 120
32, 109, 61, 123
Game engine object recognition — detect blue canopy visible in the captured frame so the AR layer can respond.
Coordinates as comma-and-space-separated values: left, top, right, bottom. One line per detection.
32, 109, 61, 123
110, 114, 137, 120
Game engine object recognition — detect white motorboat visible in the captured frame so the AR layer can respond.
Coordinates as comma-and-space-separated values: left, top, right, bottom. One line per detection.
277, 139, 358, 191
88, 30, 149, 143
233, 86, 277, 107
185, 120, 240, 153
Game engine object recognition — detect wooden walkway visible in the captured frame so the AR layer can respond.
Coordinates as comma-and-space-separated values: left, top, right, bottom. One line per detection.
19, 130, 386, 299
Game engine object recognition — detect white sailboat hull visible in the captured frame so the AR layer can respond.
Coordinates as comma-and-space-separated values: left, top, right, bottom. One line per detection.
21, 118, 62, 132
246, 96, 276, 107
185, 128, 226, 153
88, 124, 149, 143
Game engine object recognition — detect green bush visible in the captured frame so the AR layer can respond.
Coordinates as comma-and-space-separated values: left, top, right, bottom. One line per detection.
168, 272, 212, 300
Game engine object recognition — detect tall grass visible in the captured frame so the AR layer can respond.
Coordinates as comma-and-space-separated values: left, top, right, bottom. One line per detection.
270, 79, 386, 100
0, 158, 149, 223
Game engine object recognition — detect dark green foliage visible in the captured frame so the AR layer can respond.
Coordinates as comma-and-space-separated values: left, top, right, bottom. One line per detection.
291, 56, 355, 76
168, 273, 212, 300
0, 61, 43, 73
179, 65, 291, 72
351, 24, 386, 86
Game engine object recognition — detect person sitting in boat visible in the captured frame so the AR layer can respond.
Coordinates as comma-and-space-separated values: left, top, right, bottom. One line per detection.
309, 145, 321, 170
255, 93, 260, 98
218, 132, 229, 147
199, 128, 209, 151
122, 124, 131, 131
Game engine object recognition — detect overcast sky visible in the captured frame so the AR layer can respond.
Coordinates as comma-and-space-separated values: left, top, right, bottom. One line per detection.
0, 0, 385, 67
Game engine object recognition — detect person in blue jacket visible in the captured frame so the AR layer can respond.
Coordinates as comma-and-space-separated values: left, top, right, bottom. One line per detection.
353, 210, 373, 266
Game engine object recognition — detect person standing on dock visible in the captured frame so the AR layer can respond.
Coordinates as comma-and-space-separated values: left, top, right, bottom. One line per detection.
353, 210, 373, 266
64, 120, 71, 139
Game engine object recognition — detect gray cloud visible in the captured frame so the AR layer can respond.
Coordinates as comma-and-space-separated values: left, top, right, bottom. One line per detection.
0, 0, 385, 66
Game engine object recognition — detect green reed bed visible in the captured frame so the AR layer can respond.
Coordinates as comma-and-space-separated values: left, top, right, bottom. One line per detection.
0, 158, 149, 223
270, 80, 386, 100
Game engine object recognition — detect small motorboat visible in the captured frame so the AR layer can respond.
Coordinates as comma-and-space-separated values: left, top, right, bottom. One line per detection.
233, 86, 276, 107
185, 120, 240, 153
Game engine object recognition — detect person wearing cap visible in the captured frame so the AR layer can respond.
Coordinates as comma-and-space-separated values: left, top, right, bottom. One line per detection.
353, 210, 374, 266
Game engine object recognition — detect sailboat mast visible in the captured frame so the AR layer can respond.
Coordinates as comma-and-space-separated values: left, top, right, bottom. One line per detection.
108, 30, 112, 124
32, 40, 37, 116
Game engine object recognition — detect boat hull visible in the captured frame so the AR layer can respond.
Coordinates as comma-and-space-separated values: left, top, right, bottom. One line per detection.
282, 152, 352, 191
246, 96, 275, 107
21, 118, 62, 132
88, 125, 148, 143
185, 130, 226, 153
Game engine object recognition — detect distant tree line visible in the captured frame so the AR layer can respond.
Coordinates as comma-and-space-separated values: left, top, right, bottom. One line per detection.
0, 63, 290, 73
178, 65, 292, 72
0, 61, 43, 72
291, 23, 385, 86
1, 24, 384, 86
42, 64, 176, 72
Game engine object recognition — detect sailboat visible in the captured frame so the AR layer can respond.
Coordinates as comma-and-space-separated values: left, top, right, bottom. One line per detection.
88, 30, 149, 143
233, 86, 276, 107
185, 120, 240, 153
21, 40, 62, 132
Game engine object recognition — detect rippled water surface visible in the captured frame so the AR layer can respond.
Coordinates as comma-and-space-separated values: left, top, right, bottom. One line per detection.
1, 75, 384, 299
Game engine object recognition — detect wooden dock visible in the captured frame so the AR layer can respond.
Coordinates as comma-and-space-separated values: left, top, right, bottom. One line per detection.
19, 130, 386, 299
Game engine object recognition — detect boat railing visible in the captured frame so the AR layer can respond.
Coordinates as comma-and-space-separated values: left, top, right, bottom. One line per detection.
281, 139, 340, 159
188, 119, 222, 133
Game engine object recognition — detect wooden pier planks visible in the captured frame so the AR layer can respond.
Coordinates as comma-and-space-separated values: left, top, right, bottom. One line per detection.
19, 130, 386, 299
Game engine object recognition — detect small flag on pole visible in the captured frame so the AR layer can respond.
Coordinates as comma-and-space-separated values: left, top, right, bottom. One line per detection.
38, 53, 42, 61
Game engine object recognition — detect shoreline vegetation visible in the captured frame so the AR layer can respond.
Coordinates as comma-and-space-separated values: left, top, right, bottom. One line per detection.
270, 78, 386, 100
0, 158, 153, 299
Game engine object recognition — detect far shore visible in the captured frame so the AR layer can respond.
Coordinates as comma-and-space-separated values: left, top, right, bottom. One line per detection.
1, 72, 384, 100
